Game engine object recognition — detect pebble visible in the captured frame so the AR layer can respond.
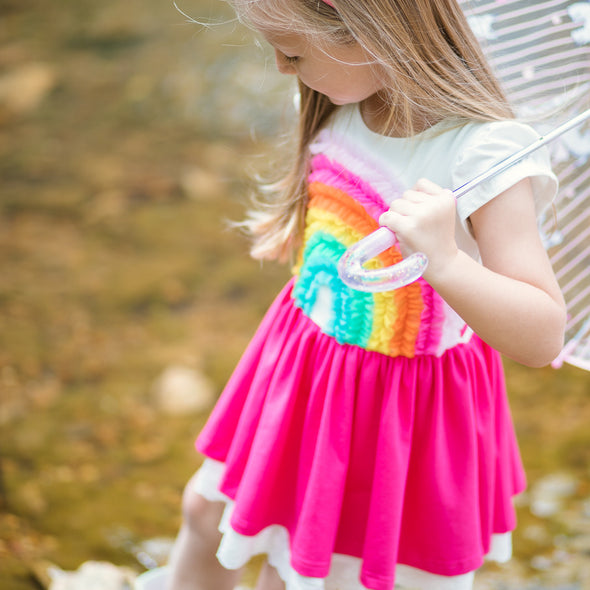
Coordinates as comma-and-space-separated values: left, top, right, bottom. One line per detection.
48, 561, 136, 590
179, 166, 224, 200
0, 62, 57, 114
151, 365, 215, 415
473, 474, 589, 589
136, 537, 174, 567
529, 472, 579, 518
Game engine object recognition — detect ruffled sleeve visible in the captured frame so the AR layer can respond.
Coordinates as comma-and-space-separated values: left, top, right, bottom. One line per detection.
451, 120, 558, 230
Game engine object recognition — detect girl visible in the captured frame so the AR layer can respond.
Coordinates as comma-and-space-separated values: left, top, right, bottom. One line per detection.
164, 0, 566, 589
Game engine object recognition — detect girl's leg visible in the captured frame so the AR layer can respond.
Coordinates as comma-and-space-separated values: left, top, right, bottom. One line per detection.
166, 473, 240, 590
255, 561, 285, 590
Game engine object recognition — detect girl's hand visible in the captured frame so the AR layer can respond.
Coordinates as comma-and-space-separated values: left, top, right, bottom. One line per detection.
379, 177, 565, 367
379, 178, 458, 281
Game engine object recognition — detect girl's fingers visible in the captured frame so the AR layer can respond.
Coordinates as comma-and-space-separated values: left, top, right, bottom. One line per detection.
390, 184, 454, 212
379, 209, 401, 226
400, 190, 427, 203
397, 179, 450, 205
413, 177, 443, 194
379, 209, 417, 234
380, 179, 457, 264
388, 197, 419, 214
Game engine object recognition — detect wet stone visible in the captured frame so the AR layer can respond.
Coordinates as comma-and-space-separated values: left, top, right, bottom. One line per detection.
47, 561, 136, 590
152, 365, 215, 415
529, 473, 579, 518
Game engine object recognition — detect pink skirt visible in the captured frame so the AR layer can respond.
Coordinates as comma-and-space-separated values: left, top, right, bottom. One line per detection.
196, 279, 526, 590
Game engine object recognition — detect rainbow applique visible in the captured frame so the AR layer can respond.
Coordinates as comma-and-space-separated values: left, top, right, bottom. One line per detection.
292, 153, 446, 358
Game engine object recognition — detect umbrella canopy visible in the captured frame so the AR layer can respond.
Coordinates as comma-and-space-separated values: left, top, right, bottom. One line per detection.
461, 0, 590, 369
339, 0, 590, 370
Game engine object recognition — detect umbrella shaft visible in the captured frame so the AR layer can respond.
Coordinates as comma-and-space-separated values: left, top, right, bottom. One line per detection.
454, 109, 590, 200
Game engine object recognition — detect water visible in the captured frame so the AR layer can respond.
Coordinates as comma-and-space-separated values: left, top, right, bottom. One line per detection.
0, 1, 589, 588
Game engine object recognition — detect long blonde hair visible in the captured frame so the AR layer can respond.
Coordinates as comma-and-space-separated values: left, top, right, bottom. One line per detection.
232, 0, 514, 261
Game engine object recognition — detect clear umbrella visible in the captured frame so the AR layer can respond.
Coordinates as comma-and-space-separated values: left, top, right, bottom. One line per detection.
338, 0, 590, 370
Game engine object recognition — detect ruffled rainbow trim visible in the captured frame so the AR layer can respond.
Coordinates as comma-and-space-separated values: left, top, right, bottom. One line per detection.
293, 154, 446, 358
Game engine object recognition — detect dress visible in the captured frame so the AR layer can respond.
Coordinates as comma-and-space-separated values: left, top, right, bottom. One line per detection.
195, 105, 558, 590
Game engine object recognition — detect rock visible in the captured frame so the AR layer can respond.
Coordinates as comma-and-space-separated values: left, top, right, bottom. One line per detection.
20, 480, 47, 515
105, 528, 173, 570
473, 559, 531, 589
570, 532, 590, 554
530, 553, 553, 571
0, 62, 57, 114
179, 166, 224, 200
48, 561, 136, 590
152, 365, 215, 415
136, 537, 174, 568
130, 440, 167, 464
529, 472, 578, 518
531, 497, 564, 518
522, 523, 551, 545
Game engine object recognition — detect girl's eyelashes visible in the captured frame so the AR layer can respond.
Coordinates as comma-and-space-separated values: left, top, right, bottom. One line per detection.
282, 53, 300, 64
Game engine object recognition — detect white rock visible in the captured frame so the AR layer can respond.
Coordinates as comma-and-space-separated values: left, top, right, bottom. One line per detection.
530, 472, 579, 518
530, 554, 553, 571
531, 497, 563, 518
49, 561, 136, 590
136, 537, 175, 567
152, 365, 215, 415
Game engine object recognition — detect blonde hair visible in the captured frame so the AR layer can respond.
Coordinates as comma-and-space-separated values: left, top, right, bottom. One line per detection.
232, 0, 514, 261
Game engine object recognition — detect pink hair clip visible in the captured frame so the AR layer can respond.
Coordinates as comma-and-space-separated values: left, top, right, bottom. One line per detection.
321, 0, 335, 8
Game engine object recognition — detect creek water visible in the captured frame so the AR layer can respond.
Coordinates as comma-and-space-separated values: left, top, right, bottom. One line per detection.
0, 1, 589, 588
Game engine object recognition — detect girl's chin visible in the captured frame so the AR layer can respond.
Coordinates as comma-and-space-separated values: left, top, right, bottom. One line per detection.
326, 96, 350, 106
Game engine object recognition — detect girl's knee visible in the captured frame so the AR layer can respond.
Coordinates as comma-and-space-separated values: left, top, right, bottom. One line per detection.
181, 476, 225, 540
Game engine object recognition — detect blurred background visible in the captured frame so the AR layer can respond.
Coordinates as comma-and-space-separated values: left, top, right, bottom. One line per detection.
0, 1, 589, 588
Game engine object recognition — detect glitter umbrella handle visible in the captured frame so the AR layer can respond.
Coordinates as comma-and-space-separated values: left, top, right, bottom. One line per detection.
337, 227, 428, 293
338, 108, 590, 293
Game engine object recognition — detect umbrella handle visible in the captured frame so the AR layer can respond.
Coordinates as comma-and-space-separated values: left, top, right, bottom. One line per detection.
337, 226, 428, 292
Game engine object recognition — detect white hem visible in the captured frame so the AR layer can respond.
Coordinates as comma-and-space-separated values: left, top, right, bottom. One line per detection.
192, 459, 513, 590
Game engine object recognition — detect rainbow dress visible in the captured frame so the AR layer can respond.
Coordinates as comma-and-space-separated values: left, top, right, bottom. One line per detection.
195, 106, 557, 590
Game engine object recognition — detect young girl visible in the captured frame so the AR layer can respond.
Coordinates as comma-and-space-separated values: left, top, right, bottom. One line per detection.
164, 0, 566, 588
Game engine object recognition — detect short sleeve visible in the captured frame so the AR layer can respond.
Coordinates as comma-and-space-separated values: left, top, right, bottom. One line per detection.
452, 121, 558, 229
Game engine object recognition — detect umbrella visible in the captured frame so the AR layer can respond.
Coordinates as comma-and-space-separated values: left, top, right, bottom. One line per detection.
338, 0, 590, 370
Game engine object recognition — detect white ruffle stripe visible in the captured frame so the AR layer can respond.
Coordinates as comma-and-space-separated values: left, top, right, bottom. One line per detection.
192, 459, 513, 590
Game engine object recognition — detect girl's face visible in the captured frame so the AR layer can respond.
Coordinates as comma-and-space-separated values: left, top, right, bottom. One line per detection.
264, 31, 385, 105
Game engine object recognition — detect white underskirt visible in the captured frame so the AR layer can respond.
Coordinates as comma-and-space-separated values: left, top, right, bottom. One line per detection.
193, 459, 513, 590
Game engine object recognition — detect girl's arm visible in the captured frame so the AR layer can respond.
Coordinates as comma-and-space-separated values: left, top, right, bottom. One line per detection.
379, 178, 566, 367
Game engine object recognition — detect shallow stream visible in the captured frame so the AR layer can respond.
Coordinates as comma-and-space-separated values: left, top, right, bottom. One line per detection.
0, 1, 589, 588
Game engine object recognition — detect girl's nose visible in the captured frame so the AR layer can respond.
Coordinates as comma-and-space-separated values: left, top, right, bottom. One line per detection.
274, 49, 297, 75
